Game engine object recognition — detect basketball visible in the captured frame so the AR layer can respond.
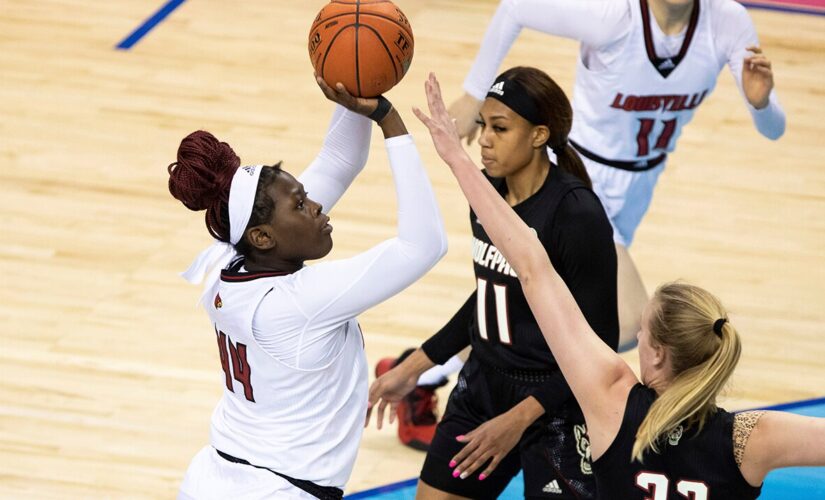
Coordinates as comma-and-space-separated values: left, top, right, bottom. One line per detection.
309, 0, 414, 97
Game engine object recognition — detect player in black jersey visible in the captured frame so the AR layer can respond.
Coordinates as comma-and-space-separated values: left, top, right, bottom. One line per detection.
368, 67, 618, 499
414, 72, 825, 500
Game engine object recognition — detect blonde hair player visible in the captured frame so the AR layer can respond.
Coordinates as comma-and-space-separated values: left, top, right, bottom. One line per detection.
448, 0, 785, 351
417, 72, 824, 500
170, 78, 446, 500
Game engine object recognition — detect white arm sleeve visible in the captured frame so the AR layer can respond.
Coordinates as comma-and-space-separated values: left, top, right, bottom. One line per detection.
463, 0, 629, 99
297, 105, 372, 211
716, 2, 785, 140
280, 135, 447, 328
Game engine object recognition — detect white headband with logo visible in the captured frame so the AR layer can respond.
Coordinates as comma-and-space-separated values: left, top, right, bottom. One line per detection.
181, 165, 263, 295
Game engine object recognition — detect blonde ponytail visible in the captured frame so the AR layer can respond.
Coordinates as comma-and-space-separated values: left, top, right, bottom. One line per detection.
632, 283, 742, 462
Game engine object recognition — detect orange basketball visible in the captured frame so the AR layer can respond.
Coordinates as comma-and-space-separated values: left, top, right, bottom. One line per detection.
309, 0, 414, 97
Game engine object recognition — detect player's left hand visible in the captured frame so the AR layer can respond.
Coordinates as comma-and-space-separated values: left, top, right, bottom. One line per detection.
414, 73, 473, 168
450, 412, 527, 481
742, 46, 774, 110
315, 73, 385, 117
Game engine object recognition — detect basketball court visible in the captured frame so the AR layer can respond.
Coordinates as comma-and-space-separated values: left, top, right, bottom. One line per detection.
1, 0, 823, 497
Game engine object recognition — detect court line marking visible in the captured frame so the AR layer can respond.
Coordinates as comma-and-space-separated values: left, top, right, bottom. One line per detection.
115, 0, 187, 50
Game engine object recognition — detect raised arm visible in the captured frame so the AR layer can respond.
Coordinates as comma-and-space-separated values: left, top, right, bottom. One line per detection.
416, 73, 636, 455
297, 104, 372, 210
450, 0, 628, 141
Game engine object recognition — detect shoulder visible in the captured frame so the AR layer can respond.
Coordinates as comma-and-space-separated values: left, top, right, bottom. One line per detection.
708, 0, 754, 31
553, 185, 611, 233
733, 410, 767, 466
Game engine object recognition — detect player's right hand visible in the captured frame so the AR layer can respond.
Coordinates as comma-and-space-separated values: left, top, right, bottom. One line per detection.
366, 365, 419, 430
315, 73, 388, 118
447, 92, 484, 145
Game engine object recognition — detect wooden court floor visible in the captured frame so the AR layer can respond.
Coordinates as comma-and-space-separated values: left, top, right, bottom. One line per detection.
1, 0, 823, 497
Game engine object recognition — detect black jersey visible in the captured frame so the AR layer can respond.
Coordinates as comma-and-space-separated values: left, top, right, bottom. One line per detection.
594, 384, 762, 500
468, 167, 618, 371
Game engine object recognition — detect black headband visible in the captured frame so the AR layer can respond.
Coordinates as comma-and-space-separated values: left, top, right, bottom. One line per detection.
713, 318, 727, 337
486, 77, 543, 126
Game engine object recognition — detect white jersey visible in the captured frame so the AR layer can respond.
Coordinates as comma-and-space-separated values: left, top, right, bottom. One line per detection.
464, 0, 786, 162
178, 109, 447, 497
572, 0, 718, 161
206, 265, 368, 489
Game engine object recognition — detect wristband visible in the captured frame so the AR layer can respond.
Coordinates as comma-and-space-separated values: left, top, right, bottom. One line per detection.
368, 96, 393, 123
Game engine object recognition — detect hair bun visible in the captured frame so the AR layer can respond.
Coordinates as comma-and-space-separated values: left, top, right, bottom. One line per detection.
168, 130, 240, 211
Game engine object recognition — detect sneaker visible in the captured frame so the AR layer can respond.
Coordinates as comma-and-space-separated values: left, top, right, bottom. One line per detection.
374, 348, 445, 451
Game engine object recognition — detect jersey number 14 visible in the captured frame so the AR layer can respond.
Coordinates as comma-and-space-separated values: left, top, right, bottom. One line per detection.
215, 328, 255, 402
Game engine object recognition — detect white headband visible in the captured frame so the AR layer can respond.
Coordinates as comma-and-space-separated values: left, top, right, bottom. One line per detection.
180, 165, 264, 296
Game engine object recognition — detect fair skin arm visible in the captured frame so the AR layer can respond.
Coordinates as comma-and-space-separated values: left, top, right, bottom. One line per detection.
415, 73, 638, 459
740, 411, 825, 485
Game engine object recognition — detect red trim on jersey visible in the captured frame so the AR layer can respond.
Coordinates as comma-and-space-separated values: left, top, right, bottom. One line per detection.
640, 0, 701, 78
220, 270, 290, 282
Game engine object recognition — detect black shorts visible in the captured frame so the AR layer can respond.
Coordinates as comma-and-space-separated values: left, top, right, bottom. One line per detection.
419, 356, 595, 499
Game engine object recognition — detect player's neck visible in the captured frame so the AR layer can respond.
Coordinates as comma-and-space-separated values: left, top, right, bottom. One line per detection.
243, 253, 304, 274
649, 0, 694, 35
504, 158, 549, 207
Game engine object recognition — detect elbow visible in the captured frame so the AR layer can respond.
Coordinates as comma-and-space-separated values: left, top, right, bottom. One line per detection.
425, 230, 449, 265
514, 246, 551, 285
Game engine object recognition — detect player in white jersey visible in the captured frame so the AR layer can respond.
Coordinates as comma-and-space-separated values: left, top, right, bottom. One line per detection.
447, 0, 786, 351
169, 78, 447, 500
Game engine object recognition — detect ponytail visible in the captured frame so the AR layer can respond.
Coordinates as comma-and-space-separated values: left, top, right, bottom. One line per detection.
553, 143, 591, 189
632, 283, 742, 462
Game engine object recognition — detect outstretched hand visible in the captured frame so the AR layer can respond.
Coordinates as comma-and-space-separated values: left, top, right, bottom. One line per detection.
742, 46, 774, 110
315, 74, 381, 117
413, 73, 473, 168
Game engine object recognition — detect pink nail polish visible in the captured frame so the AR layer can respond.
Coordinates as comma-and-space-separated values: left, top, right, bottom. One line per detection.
449, 460, 457, 468
456, 435, 465, 441
479, 474, 487, 481
452, 470, 460, 478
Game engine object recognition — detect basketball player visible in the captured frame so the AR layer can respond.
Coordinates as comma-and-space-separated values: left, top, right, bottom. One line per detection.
170, 78, 447, 500
448, 0, 786, 350
416, 72, 825, 500
369, 67, 618, 499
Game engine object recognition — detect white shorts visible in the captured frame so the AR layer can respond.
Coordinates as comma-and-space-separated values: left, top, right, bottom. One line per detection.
178, 446, 318, 500
582, 156, 666, 247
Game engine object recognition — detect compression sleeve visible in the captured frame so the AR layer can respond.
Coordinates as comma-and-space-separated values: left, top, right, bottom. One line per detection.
716, 1, 785, 140
298, 105, 373, 211
529, 188, 619, 411
283, 135, 447, 328
463, 0, 629, 99
421, 291, 476, 365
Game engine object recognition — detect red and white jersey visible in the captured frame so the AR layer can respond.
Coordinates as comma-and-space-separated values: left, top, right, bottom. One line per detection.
206, 267, 368, 490
464, 0, 786, 163
571, 0, 719, 161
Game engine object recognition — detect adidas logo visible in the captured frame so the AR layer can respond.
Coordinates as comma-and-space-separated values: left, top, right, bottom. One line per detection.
658, 58, 675, 70
488, 81, 505, 96
542, 480, 562, 494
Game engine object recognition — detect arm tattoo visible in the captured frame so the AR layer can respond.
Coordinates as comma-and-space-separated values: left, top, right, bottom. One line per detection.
733, 410, 766, 466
